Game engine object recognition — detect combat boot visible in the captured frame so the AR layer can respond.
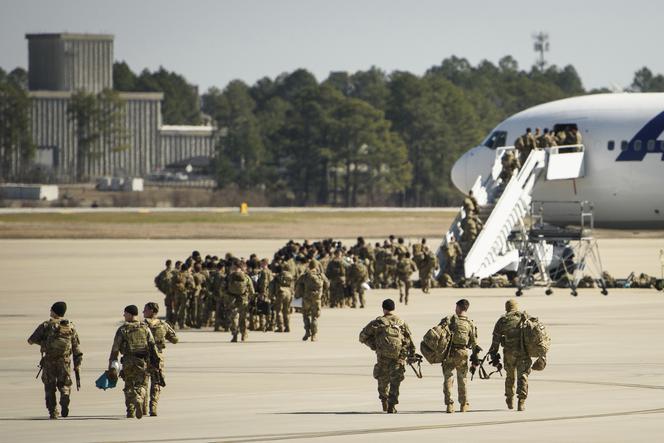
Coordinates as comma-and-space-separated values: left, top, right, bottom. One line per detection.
311, 334, 317, 342
49, 410, 58, 419
60, 398, 70, 417
241, 333, 247, 342
460, 403, 469, 412
506, 397, 514, 409
149, 403, 158, 417
387, 403, 397, 414
381, 399, 388, 412
284, 326, 290, 332
446, 403, 454, 413
231, 333, 238, 343
302, 331, 310, 341
135, 402, 143, 419
517, 399, 526, 411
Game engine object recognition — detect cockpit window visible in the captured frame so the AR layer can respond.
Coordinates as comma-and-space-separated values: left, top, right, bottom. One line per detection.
484, 130, 507, 149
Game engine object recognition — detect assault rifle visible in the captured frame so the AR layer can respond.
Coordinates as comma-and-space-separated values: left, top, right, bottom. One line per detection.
35, 352, 44, 379
407, 353, 423, 379
75, 367, 81, 391
470, 352, 503, 380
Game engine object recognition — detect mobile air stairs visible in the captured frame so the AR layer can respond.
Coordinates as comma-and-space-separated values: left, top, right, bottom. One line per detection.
437, 144, 607, 296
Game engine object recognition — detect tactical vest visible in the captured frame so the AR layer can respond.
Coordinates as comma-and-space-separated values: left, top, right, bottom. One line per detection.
302, 271, 323, 296
228, 270, 248, 296
145, 319, 167, 351
450, 315, 473, 347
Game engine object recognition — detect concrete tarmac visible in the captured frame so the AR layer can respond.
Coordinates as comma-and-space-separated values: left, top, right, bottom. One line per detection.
1, 239, 663, 442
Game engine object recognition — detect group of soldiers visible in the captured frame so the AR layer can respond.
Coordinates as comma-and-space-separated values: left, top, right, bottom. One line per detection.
28, 301, 178, 419
152, 236, 441, 342
514, 126, 583, 165
360, 297, 543, 413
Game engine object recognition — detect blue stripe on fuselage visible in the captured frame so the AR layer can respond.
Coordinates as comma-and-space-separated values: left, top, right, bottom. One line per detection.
616, 109, 664, 161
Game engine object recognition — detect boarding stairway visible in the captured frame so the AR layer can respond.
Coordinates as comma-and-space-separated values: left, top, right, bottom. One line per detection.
437, 144, 585, 279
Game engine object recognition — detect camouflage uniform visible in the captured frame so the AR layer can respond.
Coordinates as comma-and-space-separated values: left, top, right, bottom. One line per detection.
154, 266, 174, 324
297, 266, 329, 341
227, 269, 255, 341
273, 270, 294, 332
209, 267, 228, 331
396, 256, 417, 304
255, 266, 274, 331
348, 259, 369, 308
28, 317, 83, 419
143, 318, 178, 416
359, 313, 416, 411
442, 315, 479, 410
489, 306, 532, 409
173, 268, 193, 329
374, 246, 387, 288
419, 249, 437, 293
109, 320, 159, 418
189, 268, 206, 328
326, 256, 347, 308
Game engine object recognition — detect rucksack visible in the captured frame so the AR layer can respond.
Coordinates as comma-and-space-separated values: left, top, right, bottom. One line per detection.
420, 317, 452, 364
375, 317, 404, 359
303, 271, 323, 294
397, 259, 412, 276
228, 271, 248, 296
46, 320, 74, 357
327, 260, 343, 278
122, 322, 149, 356
520, 313, 550, 358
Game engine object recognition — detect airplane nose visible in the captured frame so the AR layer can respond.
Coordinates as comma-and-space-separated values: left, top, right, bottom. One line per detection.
451, 152, 469, 194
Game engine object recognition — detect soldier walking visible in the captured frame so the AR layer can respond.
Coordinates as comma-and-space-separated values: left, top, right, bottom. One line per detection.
396, 252, 417, 304
272, 264, 294, 333
359, 299, 416, 413
108, 305, 160, 419
227, 260, 255, 342
348, 255, 369, 308
154, 260, 174, 324
28, 301, 83, 419
297, 260, 329, 341
488, 299, 531, 411
142, 302, 178, 417
441, 299, 481, 413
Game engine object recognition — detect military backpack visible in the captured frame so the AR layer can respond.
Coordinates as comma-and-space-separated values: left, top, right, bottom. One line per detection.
122, 322, 150, 356
397, 259, 412, 276
420, 317, 452, 364
228, 270, 248, 296
374, 317, 404, 359
519, 312, 550, 358
45, 319, 74, 358
302, 271, 324, 294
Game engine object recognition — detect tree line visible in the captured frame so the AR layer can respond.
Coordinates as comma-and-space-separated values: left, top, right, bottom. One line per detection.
1, 60, 664, 205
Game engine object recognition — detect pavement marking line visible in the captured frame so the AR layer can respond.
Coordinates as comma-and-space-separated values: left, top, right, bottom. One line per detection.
92, 407, 664, 443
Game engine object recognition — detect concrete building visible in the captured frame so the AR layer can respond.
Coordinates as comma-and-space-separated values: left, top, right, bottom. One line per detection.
24, 33, 216, 182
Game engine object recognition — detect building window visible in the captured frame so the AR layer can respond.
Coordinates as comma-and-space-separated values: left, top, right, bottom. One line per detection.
647, 139, 656, 151
607, 140, 615, 151
634, 140, 642, 151
621, 140, 628, 151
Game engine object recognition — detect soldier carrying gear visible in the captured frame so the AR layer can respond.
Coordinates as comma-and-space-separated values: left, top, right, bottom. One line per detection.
227, 261, 255, 342
359, 299, 416, 414
463, 191, 479, 217
325, 249, 347, 308
28, 301, 83, 419
255, 259, 274, 331
154, 260, 175, 325
108, 305, 160, 419
396, 252, 417, 305
272, 265, 294, 333
441, 299, 481, 413
488, 299, 532, 411
296, 260, 329, 341
348, 255, 369, 308
142, 302, 178, 417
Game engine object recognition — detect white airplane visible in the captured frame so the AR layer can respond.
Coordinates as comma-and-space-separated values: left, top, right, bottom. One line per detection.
451, 92, 664, 228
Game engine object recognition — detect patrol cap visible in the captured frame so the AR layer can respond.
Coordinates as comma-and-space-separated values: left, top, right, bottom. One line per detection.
382, 298, 395, 311
51, 301, 67, 317
124, 305, 139, 316
505, 299, 518, 312
144, 302, 159, 313
456, 299, 470, 310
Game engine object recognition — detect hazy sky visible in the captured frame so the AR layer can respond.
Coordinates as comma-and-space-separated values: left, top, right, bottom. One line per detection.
1, 0, 662, 92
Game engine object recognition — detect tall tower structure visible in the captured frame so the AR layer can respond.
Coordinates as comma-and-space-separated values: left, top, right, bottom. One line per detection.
26, 33, 113, 93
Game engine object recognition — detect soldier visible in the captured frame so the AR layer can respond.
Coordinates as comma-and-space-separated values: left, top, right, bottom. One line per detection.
441, 299, 481, 413
272, 264, 294, 332
297, 260, 329, 341
499, 150, 519, 186
383, 241, 398, 289
210, 261, 228, 332
348, 255, 369, 308
173, 262, 192, 329
373, 242, 387, 289
515, 128, 536, 165
189, 263, 206, 328
460, 214, 482, 254
564, 126, 583, 145
142, 302, 178, 417
28, 301, 83, 419
463, 191, 479, 217
326, 249, 347, 308
419, 246, 437, 293
108, 305, 160, 419
396, 252, 417, 304
255, 259, 274, 331
488, 299, 531, 411
227, 260, 255, 342
359, 298, 416, 413
154, 260, 174, 324
439, 237, 463, 286
538, 128, 557, 148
